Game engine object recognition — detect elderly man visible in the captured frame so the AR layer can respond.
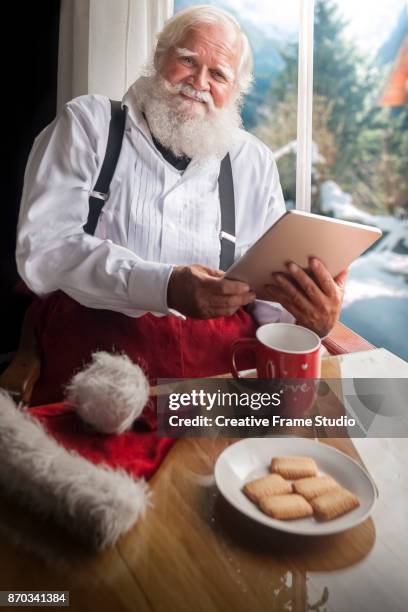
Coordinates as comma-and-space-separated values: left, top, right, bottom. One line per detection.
17, 5, 346, 404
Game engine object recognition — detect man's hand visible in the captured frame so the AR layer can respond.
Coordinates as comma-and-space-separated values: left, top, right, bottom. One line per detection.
167, 264, 256, 319
264, 258, 348, 337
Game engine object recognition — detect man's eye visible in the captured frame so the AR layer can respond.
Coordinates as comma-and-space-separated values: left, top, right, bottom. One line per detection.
181, 57, 194, 65
212, 71, 225, 81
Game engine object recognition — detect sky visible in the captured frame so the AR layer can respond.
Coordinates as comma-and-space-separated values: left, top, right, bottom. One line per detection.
222, 0, 407, 53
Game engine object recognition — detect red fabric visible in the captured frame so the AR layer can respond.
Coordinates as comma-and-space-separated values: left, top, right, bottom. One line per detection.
31, 291, 257, 405
28, 291, 257, 480
29, 400, 174, 481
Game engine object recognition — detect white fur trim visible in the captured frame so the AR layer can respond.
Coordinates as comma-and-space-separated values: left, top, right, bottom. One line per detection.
0, 390, 150, 550
65, 351, 149, 434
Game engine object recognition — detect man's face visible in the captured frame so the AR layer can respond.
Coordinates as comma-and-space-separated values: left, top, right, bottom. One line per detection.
159, 23, 241, 117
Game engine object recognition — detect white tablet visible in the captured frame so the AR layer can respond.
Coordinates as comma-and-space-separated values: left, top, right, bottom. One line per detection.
226, 210, 382, 299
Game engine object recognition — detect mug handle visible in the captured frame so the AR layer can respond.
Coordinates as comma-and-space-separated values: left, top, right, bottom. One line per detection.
265, 358, 276, 379
231, 338, 257, 378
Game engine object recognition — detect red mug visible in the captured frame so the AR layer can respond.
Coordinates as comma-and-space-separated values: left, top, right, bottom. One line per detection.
231, 324, 321, 417
231, 323, 321, 379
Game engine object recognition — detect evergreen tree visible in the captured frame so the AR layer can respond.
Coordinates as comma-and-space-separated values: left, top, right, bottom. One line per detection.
257, 0, 407, 215
270, 0, 373, 165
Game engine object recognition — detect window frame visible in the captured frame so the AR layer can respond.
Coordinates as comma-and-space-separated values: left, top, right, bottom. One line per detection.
295, 0, 315, 212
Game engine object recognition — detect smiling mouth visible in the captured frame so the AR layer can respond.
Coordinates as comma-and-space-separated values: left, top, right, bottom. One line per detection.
180, 92, 205, 103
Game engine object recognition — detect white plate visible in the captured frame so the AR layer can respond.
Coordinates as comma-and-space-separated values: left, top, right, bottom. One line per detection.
214, 438, 378, 535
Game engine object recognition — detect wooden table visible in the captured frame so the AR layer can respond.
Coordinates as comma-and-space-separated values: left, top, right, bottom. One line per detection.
1, 354, 408, 611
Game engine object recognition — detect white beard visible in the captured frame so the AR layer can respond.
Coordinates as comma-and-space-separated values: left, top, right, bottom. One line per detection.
130, 74, 242, 161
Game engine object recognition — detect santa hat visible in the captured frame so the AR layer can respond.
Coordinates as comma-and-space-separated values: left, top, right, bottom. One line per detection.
0, 352, 157, 552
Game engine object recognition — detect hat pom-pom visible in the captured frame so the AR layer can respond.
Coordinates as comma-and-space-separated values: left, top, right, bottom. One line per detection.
65, 351, 149, 434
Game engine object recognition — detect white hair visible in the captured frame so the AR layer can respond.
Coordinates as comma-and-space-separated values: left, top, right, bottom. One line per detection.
154, 4, 254, 95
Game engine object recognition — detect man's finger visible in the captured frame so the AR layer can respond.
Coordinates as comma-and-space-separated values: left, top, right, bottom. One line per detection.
310, 258, 337, 297
201, 266, 224, 278
284, 262, 325, 306
213, 278, 251, 295
210, 291, 256, 309
267, 274, 313, 314
334, 268, 349, 289
263, 286, 303, 319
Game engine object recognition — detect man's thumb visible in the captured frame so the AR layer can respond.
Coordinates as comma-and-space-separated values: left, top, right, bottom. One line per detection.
335, 268, 349, 288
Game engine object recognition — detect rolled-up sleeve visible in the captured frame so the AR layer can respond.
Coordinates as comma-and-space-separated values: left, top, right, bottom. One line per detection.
16, 97, 173, 317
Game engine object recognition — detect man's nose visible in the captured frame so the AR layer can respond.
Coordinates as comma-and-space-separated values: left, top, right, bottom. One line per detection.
189, 67, 210, 91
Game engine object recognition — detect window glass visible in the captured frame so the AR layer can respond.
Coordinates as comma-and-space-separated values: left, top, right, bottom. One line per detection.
311, 0, 408, 360
174, 0, 408, 360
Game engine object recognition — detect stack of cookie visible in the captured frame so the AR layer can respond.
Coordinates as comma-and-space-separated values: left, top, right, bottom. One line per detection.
243, 456, 360, 521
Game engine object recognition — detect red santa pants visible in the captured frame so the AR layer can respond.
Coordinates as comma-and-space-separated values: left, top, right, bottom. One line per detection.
31, 291, 257, 405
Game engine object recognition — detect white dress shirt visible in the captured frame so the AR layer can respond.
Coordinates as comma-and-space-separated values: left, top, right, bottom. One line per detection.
17, 85, 293, 324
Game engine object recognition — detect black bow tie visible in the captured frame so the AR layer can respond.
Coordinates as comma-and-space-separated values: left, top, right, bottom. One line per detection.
151, 135, 191, 171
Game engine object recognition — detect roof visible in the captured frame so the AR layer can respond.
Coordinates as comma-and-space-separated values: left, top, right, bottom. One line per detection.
379, 35, 408, 107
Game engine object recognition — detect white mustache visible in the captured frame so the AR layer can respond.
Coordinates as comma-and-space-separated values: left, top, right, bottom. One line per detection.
163, 80, 215, 111
180, 84, 213, 104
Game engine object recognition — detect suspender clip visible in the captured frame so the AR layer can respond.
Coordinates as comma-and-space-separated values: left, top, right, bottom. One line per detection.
90, 190, 110, 201
219, 230, 236, 244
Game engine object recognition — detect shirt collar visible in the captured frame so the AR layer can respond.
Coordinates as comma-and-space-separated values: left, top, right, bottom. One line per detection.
122, 82, 155, 144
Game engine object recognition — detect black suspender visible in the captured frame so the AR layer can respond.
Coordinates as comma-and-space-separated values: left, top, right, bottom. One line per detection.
218, 154, 235, 271
83, 100, 127, 235
84, 99, 236, 270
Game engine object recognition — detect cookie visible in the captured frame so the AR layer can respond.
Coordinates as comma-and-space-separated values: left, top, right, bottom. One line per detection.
270, 456, 318, 480
293, 475, 341, 501
311, 488, 360, 521
243, 474, 292, 504
259, 494, 313, 520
